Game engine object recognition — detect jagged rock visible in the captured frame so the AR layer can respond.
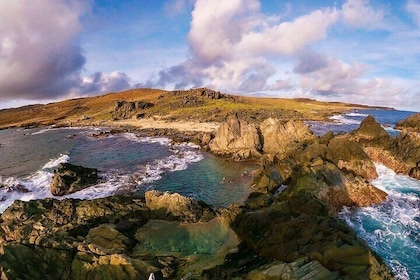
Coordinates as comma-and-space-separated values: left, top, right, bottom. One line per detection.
112, 100, 153, 120
350, 116, 420, 180
395, 112, 420, 132
260, 118, 316, 156
50, 163, 100, 196
328, 137, 377, 180
231, 195, 393, 280
350, 115, 393, 148
209, 117, 262, 160
145, 190, 216, 223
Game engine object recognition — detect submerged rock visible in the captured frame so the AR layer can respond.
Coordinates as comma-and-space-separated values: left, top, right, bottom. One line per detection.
50, 163, 100, 196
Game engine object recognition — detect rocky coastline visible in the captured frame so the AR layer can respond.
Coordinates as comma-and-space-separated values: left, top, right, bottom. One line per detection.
0, 114, 419, 279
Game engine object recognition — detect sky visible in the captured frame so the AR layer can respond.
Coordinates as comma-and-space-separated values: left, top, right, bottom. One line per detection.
0, 0, 419, 111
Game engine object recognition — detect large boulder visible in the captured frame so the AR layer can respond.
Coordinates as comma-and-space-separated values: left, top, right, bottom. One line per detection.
145, 190, 217, 223
260, 118, 316, 156
209, 116, 262, 160
395, 112, 420, 132
50, 163, 100, 196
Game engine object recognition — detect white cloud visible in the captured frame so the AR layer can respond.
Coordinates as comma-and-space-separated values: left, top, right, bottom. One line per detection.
153, 0, 338, 93
0, 0, 132, 101
0, 0, 88, 99
164, 0, 196, 17
407, 0, 420, 26
342, 0, 384, 29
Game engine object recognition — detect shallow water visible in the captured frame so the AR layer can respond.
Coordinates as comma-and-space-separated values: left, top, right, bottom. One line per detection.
0, 127, 257, 212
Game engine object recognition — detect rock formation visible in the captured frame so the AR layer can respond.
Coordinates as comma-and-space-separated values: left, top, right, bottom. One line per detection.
0, 192, 234, 279
395, 112, 420, 132
50, 163, 100, 196
112, 100, 153, 120
209, 116, 262, 160
260, 118, 316, 156
145, 190, 216, 223
350, 115, 420, 180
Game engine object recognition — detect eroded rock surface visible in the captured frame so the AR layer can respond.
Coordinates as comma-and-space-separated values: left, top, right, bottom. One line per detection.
396, 112, 420, 132
209, 116, 262, 160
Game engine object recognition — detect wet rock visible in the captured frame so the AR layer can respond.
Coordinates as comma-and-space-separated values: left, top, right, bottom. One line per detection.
145, 190, 216, 223
50, 163, 100, 196
209, 116, 262, 160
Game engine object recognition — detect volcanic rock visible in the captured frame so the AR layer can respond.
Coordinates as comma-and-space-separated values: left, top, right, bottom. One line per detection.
50, 163, 99, 196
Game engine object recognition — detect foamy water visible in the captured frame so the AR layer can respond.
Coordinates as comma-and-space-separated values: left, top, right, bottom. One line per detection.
340, 164, 420, 279
0, 128, 254, 212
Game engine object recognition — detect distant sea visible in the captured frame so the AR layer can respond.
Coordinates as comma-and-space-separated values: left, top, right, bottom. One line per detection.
0, 109, 419, 279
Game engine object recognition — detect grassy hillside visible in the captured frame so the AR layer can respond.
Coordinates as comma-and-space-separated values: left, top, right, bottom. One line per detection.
0, 88, 385, 130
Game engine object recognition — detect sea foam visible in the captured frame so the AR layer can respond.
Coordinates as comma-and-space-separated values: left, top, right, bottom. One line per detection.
340, 164, 420, 280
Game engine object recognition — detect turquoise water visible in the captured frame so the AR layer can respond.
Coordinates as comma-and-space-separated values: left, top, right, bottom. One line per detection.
0, 127, 256, 212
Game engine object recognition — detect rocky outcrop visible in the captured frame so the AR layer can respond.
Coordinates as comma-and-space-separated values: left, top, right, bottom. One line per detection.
350, 115, 393, 148
395, 112, 420, 132
209, 117, 316, 160
328, 137, 377, 180
50, 163, 99, 196
350, 115, 420, 180
112, 100, 153, 120
209, 117, 262, 160
260, 118, 316, 156
0, 192, 235, 279
145, 190, 217, 223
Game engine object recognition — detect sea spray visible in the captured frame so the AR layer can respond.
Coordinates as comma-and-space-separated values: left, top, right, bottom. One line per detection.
340, 164, 420, 280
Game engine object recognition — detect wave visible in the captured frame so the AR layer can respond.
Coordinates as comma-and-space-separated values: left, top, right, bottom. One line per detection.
123, 133, 172, 146
0, 139, 204, 212
345, 112, 369, 117
0, 154, 69, 212
340, 164, 420, 280
329, 114, 361, 125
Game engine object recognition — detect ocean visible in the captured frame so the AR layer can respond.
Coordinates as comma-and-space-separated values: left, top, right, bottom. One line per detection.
0, 109, 419, 279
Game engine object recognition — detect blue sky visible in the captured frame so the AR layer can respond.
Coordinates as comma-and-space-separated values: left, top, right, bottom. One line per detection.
0, 0, 419, 111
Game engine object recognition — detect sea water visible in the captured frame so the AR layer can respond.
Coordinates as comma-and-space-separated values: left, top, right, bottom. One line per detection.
313, 109, 419, 279
0, 127, 256, 213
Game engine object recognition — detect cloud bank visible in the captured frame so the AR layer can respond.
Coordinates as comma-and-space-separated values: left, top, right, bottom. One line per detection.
144, 0, 416, 109
0, 0, 131, 102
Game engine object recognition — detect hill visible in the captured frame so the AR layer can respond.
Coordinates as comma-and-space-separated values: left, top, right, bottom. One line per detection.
0, 88, 388, 130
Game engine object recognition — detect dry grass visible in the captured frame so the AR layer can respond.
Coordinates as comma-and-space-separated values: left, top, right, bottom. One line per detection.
0, 88, 383, 130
